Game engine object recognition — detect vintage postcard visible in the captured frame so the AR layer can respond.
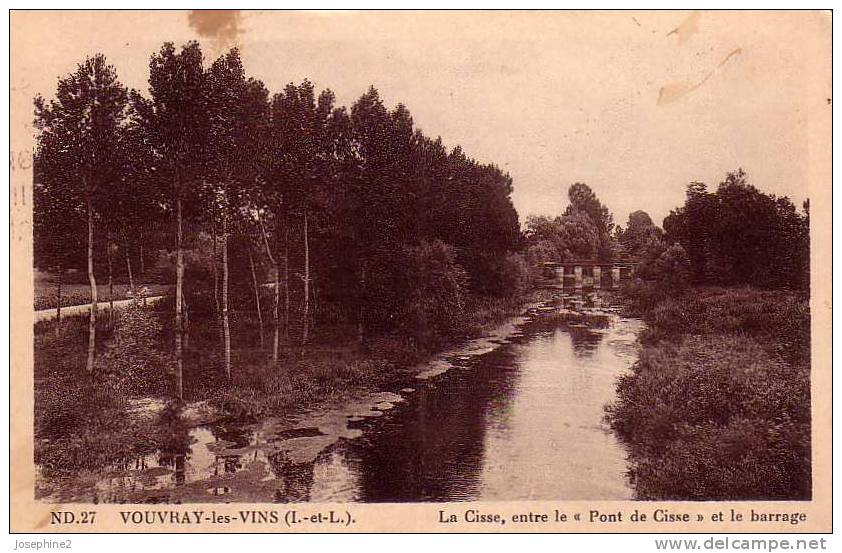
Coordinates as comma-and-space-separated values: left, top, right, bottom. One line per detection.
9, 10, 832, 534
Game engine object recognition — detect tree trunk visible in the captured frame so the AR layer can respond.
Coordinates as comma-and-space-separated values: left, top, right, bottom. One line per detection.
273, 264, 280, 361
257, 212, 280, 363
357, 263, 365, 344
86, 199, 98, 373
222, 216, 231, 380
107, 238, 114, 321
125, 242, 135, 296
302, 210, 310, 346
283, 223, 290, 340
212, 223, 223, 349
175, 198, 184, 400
249, 250, 265, 349
138, 228, 145, 276
312, 284, 318, 321
54, 269, 61, 338
183, 295, 190, 350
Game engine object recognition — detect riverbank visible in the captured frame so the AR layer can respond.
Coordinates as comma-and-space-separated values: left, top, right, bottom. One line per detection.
34, 289, 553, 483
606, 282, 811, 500
37, 289, 641, 503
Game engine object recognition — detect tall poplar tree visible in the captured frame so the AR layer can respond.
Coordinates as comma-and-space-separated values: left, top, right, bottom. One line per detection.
132, 41, 207, 399
34, 54, 128, 372
205, 48, 269, 377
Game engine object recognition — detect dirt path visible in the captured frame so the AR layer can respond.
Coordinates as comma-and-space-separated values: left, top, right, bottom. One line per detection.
34, 296, 164, 322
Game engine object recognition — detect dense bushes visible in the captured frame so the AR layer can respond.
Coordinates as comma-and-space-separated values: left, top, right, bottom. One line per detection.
33, 283, 171, 310
523, 183, 614, 264
608, 286, 811, 500
395, 240, 535, 349
97, 303, 174, 395
663, 170, 809, 289
34, 289, 89, 311
637, 286, 810, 365
400, 240, 469, 347
634, 241, 691, 290
615, 170, 812, 499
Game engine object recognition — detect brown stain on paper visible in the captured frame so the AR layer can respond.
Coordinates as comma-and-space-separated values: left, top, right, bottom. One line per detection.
658, 48, 742, 106
187, 10, 242, 43
667, 10, 701, 44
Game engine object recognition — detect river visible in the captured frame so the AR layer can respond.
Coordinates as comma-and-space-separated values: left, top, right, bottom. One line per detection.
37, 292, 643, 503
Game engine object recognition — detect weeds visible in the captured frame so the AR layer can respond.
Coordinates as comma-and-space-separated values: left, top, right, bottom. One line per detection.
607, 284, 811, 500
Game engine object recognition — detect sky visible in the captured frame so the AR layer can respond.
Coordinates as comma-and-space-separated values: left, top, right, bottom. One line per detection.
11, 10, 831, 228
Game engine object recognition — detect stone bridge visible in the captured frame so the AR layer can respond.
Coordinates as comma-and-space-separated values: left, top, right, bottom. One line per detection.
540, 260, 637, 290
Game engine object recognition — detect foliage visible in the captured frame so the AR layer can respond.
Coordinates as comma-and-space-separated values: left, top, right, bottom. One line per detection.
35, 41, 530, 363
495, 252, 535, 298
608, 334, 810, 500
399, 240, 469, 346
33, 314, 156, 477
33, 53, 129, 275
97, 303, 173, 395
34, 283, 172, 311
132, 41, 208, 211
608, 286, 811, 500
33, 54, 128, 228
34, 290, 89, 311
564, 182, 614, 259
663, 169, 809, 289
524, 209, 600, 262
635, 241, 691, 290
615, 210, 662, 259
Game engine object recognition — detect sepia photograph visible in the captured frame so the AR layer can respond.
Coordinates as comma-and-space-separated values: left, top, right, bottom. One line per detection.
9, 9, 832, 534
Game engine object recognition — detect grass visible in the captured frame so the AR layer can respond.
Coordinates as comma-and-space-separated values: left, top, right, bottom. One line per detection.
606, 281, 811, 500
34, 313, 159, 477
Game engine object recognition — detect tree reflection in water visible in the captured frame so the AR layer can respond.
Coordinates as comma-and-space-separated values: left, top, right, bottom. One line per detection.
568, 326, 603, 355
346, 346, 523, 502
154, 404, 192, 486
268, 450, 315, 502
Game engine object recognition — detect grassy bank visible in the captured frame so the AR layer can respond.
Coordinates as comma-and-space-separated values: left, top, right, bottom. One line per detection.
34, 315, 159, 477
34, 290, 540, 479
606, 282, 811, 500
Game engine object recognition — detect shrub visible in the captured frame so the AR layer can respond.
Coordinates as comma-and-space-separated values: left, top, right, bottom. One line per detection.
607, 329, 811, 500
400, 240, 469, 346
635, 239, 691, 291
34, 290, 89, 311
619, 278, 670, 316
496, 252, 535, 298
629, 287, 811, 365
36, 417, 156, 477
97, 302, 174, 396
35, 373, 122, 440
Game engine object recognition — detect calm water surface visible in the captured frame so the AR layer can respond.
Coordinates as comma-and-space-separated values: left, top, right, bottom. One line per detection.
38, 294, 643, 503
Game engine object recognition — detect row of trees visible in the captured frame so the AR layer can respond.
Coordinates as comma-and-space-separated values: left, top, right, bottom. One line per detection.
34, 41, 809, 403
34, 42, 522, 397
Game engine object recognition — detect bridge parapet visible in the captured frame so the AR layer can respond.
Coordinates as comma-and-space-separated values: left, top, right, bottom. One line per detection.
540, 260, 637, 290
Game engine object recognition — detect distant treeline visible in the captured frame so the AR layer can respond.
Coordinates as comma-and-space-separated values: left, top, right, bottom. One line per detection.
524, 169, 809, 291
